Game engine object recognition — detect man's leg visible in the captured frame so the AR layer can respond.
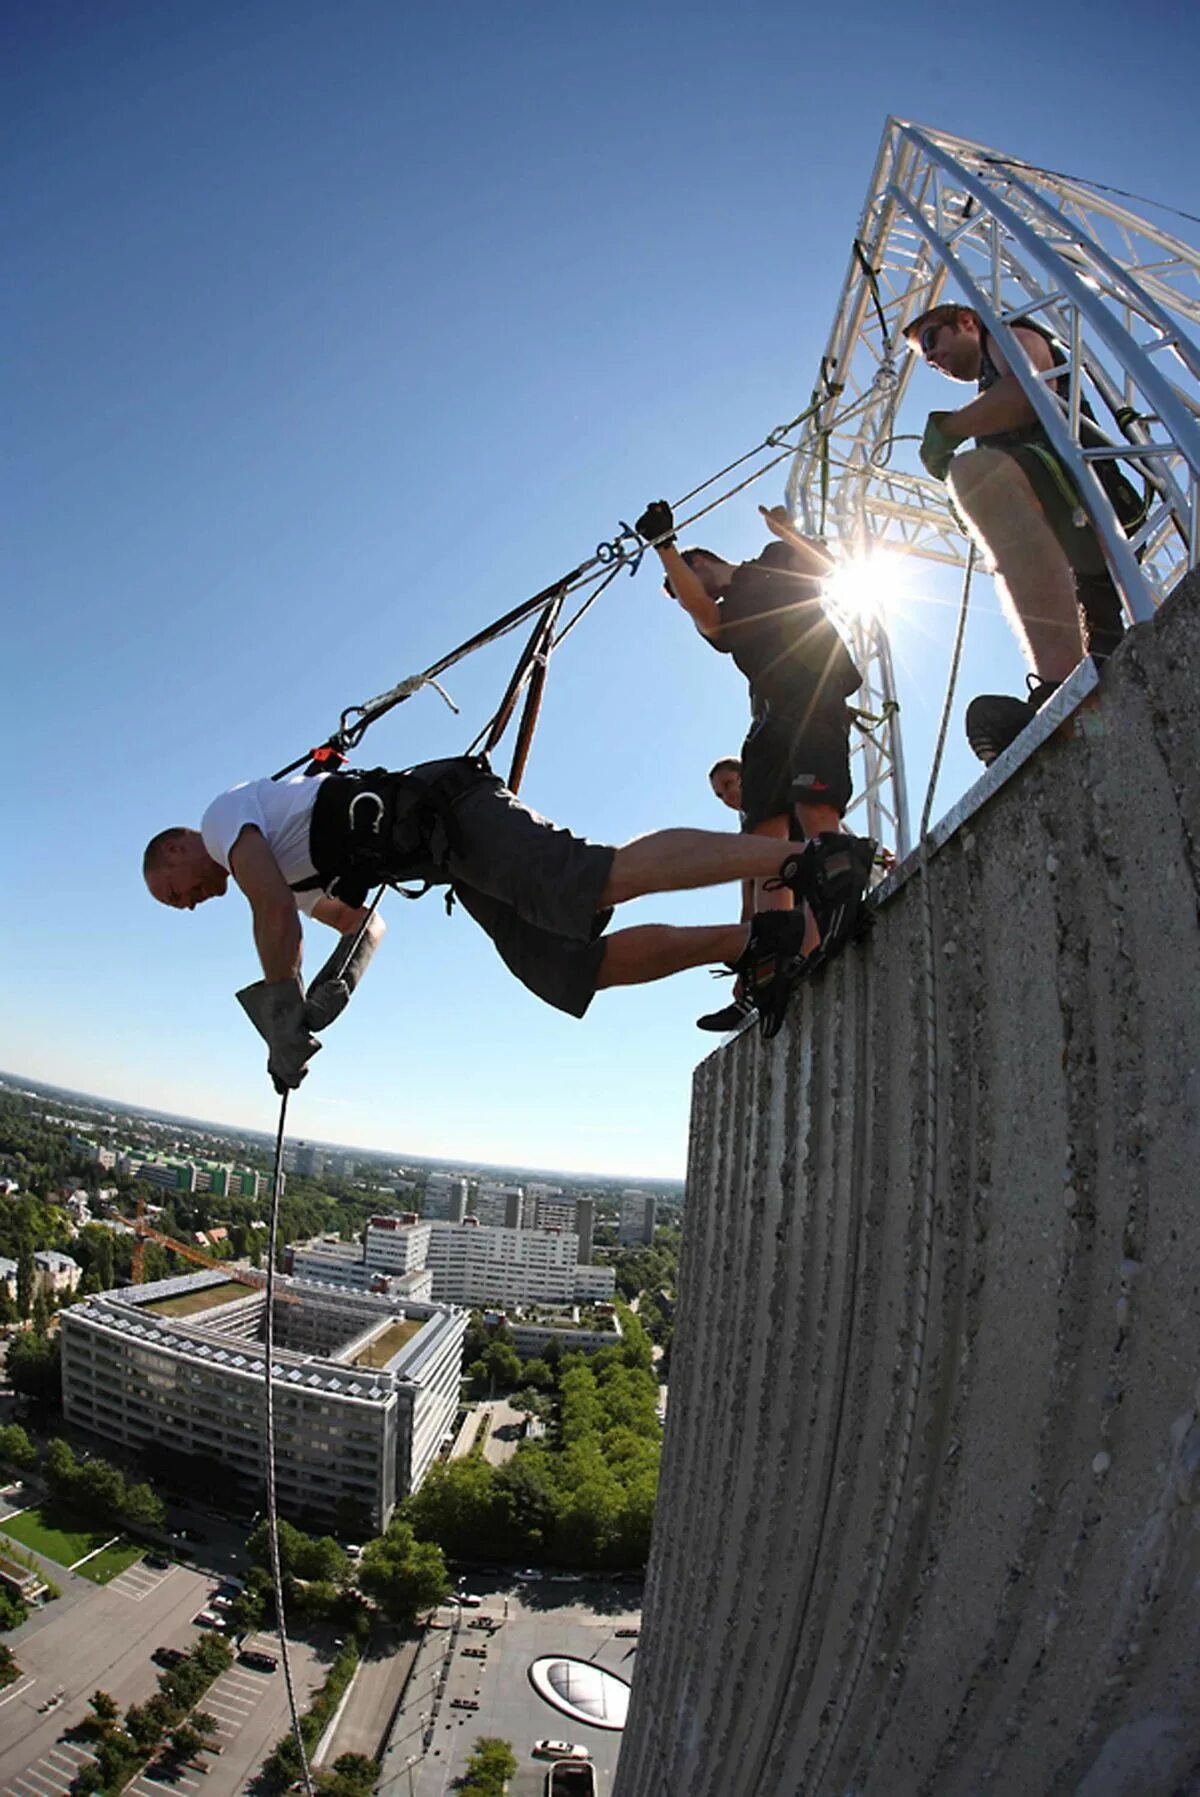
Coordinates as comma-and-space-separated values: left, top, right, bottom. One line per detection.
949, 447, 1083, 681
600, 830, 802, 908
596, 924, 748, 989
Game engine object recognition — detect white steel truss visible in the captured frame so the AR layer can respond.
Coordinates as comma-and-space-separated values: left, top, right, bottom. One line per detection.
788, 118, 1200, 858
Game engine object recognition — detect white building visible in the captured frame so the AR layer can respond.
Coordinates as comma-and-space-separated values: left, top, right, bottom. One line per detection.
363, 1216, 432, 1276
573, 1261, 616, 1302
425, 1220, 577, 1307
288, 1235, 434, 1302
474, 1182, 525, 1229
35, 1250, 82, 1296
423, 1173, 468, 1224
529, 1191, 596, 1263
620, 1189, 658, 1247
0, 1257, 17, 1300
61, 1270, 466, 1530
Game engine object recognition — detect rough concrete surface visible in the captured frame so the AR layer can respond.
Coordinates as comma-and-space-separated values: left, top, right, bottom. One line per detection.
614, 577, 1200, 1797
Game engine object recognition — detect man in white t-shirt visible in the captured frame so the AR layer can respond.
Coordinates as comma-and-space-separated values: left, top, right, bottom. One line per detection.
144, 755, 871, 1087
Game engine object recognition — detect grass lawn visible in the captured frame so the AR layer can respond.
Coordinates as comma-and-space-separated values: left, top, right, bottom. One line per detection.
0, 1505, 109, 1568
75, 1539, 143, 1584
141, 1279, 249, 1317
353, 1318, 423, 1368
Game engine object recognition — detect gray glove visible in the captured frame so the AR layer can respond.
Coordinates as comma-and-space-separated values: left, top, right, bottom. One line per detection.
237, 977, 321, 1095
304, 921, 381, 1032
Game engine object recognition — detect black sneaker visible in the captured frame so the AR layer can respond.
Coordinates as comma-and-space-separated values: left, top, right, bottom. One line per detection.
1074, 572, 1126, 662
730, 912, 812, 1041
775, 832, 877, 961
696, 998, 755, 1033
965, 675, 1060, 765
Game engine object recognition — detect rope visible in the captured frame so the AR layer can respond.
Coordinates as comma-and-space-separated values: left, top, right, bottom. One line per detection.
263, 1090, 316, 1796
980, 154, 1200, 231
807, 544, 975, 1790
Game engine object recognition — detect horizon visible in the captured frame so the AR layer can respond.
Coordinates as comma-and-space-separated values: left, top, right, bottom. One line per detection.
0, 1069, 685, 1192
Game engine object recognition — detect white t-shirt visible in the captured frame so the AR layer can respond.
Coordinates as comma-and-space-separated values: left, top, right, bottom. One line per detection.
200, 776, 329, 917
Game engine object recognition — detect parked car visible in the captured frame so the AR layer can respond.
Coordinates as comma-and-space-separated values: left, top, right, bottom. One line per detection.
546, 1764, 596, 1795
239, 1648, 279, 1672
534, 1742, 590, 1761
462, 1646, 487, 1659
143, 1553, 170, 1571
192, 1610, 223, 1629
450, 1698, 480, 1711
153, 1646, 186, 1668
615, 1627, 640, 1639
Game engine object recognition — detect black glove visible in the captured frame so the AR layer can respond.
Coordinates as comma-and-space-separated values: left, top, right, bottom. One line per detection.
237, 977, 321, 1095
919, 412, 959, 482
305, 920, 382, 1032
636, 500, 676, 547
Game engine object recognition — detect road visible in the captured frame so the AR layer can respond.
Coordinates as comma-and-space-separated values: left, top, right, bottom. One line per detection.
376, 1572, 643, 1797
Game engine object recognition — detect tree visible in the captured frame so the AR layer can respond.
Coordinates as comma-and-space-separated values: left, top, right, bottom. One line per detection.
16, 1244, 36, 1321
122, 1481, 166, 1530
30, 1287, 51, 1337
0, 1423, 35, 1470
357, 1520, 448, 1623
318, 1753, 379, 1795
6, 1330, 61, 1403
43, 1437, 80, 1493
89, 1689, 119, 1730
169, 1723, 203, 1762
456, 1736, 517, 1795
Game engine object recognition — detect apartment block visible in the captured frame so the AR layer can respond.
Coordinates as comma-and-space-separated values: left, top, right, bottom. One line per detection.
424, 1220, 577, 1307
423, 1173, 468, 1224
473, 1181, 525, 1229
620, 1189, 657, 1246
60, 1270, 466, 1531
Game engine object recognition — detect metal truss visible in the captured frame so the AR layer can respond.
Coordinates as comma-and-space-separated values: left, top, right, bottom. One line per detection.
787, 118, 1200, 858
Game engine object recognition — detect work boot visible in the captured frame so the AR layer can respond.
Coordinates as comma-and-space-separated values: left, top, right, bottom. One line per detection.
775, 831, 877, 962
1074, 571, 1126, 662
964, 675, 1060, 766
696, 996, 755, 1033
729, 912, 812, 1041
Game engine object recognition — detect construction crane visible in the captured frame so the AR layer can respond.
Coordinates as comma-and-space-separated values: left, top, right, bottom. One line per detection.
119, 1196, 298, 1304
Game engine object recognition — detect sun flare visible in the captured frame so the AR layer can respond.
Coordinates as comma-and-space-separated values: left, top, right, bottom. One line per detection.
822, 551, 911, 623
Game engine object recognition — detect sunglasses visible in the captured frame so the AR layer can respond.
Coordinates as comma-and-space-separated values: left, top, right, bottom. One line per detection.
919, 323, 945, 356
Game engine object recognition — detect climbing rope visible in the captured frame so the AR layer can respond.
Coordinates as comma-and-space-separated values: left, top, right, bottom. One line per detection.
263, 1090, 316, 1797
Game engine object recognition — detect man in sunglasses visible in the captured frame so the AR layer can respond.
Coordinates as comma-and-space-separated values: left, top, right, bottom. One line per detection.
905, 303, 1145, 764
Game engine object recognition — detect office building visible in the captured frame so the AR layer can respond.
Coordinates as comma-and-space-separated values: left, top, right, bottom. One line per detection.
61, 1269, 466, 1531
620, 1189, 658, 1246
474, 1181, 525, 1229
424, 1173, 468, 1224
424, 1220, 576, 1307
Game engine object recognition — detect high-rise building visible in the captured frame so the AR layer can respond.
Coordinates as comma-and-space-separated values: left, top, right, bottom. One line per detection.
620, 1189, 657, 1246
530, 1190, 596, 1263
474, 1181, 525, 1229
424, 1221, 577, 1307
363, 1216, 432, 1276
295, 1143, 325, 1179
424, 1173, 468, 1224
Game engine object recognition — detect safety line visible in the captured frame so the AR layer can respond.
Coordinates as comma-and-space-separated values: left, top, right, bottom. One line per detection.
981, 155, 1200, 231
263, 1089, 316, 1797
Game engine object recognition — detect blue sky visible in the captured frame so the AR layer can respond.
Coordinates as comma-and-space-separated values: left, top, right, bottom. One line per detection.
6, 0, 1198, 1176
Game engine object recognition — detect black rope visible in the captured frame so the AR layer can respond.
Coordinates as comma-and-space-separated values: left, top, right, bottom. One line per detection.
981, 155, 1200, 231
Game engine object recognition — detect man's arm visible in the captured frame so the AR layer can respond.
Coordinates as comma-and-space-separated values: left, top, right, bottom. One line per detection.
636, 499, 722, 636
228, 826, 303, 981
942, 325, 1059, 444
311, 896, 379, 935
757, 505, 836, 576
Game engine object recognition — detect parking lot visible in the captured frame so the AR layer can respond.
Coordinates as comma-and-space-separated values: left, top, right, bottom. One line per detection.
377, 1573, 642, 1797
0, 1555, 326, 1797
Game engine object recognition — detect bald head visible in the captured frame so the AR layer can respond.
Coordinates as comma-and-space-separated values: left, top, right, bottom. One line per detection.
143, 828, 230, 910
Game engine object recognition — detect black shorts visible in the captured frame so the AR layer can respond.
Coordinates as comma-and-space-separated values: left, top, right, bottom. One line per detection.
310, 759, 617, 1018
442, 774, 616, 1018
739, 700, 853, 828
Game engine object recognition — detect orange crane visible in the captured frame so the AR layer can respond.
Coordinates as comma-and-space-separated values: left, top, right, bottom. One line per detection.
120, 1197, 298, 1303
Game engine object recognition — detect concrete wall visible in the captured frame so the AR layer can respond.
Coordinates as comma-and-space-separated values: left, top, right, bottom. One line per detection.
615, 578, 1200, 1797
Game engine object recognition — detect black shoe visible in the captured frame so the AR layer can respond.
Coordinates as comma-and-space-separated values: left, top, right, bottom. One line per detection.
730, 912, 812, 1041
965, 675, 1060, 765
1074, 572, 1126, 662
696, 998, 754, 1033
775, 831, 877, 961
